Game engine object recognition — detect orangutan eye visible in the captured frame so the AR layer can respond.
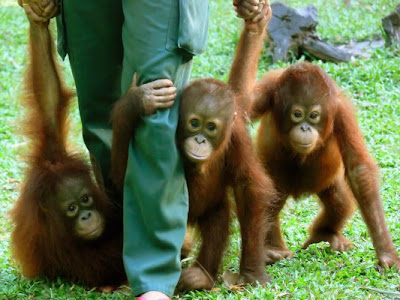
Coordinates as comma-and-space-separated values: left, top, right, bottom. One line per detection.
294, 111, 302, 118
206, 123, 216, 131
68, 204, 76, 212
66, 203, 79, 218
290, 106, 305, 123
309, 111, 321, 124
190, 119, 200, 128
81, 195, 93, 206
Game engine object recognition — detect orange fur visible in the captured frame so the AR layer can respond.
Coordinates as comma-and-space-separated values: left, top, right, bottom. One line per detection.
111, 18, 276, 291
178, 81, 275, 291
110, 86, 143, 191
10, 23, 125, 288
176, 18, 276, 291
251, 62, 400, 268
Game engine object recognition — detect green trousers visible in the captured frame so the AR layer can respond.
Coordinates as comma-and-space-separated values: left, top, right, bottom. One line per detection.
56, 0, 208, 296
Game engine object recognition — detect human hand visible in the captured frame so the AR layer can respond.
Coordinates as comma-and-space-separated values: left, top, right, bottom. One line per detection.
18, 0, 58, 24
234, 0, 270, 22
250, 0, 271, 23
132, 79, 177, 115
244, 2, 272, 33
233, 0, 258, 20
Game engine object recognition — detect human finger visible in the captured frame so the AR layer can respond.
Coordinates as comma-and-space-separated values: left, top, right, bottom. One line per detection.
43, 0, 57, 17
251, 3, 270, 22
29, 1, 45, 17
23, 4, 47, 22
236, 6, 253, 19
240, 1, 258, 12
242, 0, 259, 5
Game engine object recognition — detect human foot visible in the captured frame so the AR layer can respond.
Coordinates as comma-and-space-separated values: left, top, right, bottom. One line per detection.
137, 291, 170, 300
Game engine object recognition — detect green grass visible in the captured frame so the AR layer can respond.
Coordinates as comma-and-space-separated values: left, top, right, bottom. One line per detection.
1, 0, 399, 299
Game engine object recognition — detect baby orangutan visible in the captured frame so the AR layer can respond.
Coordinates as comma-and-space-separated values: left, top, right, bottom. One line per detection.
111, 9, 275, 292
11, 16, 125, 291
249, 63, 400, 269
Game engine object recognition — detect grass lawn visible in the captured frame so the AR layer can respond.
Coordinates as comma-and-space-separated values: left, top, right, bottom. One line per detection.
1, 0, 399, 299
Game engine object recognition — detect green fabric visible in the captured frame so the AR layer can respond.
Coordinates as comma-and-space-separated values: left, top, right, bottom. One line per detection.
177, 0, 209, 55
121, 1, 199, 296
56, 0, 123, 190
57, 0, 208, 296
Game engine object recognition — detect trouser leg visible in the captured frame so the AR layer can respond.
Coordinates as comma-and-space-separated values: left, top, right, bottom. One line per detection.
121, 0, 193, 296
56, 0, 123, 193
57, 0, 208, 296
